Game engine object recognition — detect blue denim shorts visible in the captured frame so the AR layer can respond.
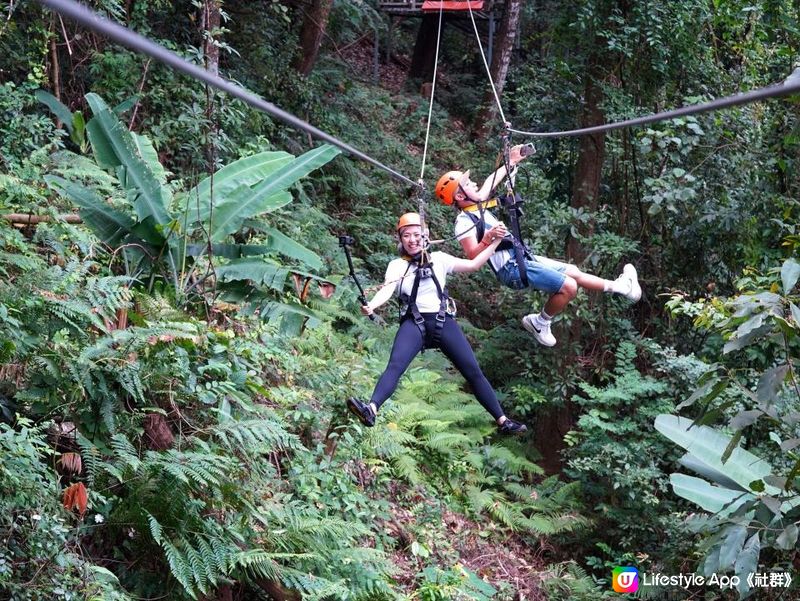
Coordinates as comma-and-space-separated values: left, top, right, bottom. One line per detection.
496, 256, 568, 294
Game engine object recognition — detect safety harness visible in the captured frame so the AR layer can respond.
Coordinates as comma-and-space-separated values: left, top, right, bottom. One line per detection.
397, 254, 452, 349
460, 197, 532, 286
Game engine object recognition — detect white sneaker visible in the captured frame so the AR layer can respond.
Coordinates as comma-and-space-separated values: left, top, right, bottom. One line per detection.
621, 263, 642, 302
522, 314, 557, 347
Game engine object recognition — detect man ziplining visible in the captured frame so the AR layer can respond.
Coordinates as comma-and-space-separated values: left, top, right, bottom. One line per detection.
435, 144, 642, 347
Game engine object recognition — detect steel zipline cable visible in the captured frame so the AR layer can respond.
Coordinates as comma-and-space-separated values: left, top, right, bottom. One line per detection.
509, 78, 800, 139
34, 0, 418, 187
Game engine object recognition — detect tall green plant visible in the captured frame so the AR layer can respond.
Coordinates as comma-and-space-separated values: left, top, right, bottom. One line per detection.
658, 256, 800, 598
45, 93, 339, 325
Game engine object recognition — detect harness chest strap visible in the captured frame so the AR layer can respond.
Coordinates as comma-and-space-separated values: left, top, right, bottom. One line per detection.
461, 198, 499, 212
461, 196, 531, 284
398, 257, 449, 349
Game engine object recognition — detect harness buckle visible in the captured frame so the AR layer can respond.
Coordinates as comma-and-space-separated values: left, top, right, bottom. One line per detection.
435, 312, 446, 323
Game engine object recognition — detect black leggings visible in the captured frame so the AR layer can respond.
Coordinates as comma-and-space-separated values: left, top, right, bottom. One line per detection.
370, 314, 504, 420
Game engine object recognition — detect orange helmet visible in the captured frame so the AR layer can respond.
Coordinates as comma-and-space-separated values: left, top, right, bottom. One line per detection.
436, 170, 465, 205
396, 212, 423, 232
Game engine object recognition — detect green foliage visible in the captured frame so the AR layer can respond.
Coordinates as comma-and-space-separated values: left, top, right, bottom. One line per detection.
0, 82, 60, 167
0, 419, 132, 600
413, 564, 497, 601
563, 341, 684, 556
542, 561, 620, 601
660, 256, 800, 598
35, 89, 89, 152
45, 92, 339, 333
2, 0, 798, 598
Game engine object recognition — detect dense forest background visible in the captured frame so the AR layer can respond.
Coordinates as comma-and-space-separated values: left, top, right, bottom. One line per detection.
1, 0, 799, 599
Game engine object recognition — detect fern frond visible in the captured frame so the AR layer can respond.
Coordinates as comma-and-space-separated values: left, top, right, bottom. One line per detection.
482, 443, 544, 476
147, 450, 235, 489
84, 275, 133, 321
465, 485, 498, 513
44, 295, 106, 333
197, 537, 220, 586
76, 433, 103, 486
390, 453, 421, 485
162, 540, 194, 594
231, 549, 283, 580
185, 544, 210, 595
423, 431, 470, 454
134, 289, 185, 321
523, 513, 591, 535
110, 433, 142, 471
281, 570, 349, 600
146, 512, 163, 544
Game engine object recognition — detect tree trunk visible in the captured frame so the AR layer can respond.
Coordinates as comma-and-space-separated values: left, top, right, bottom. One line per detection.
567, 55, 605, 264
202, 0, 222, 76
49, 16, 62, 110
537, 53, 606, 475
473, 0, 522, 138
409, 14, 442, 82
294, 0, 334, 77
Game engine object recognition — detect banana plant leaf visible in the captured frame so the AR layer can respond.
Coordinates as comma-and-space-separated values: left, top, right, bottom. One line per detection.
84, 93, 172, 226
185, 227, 322, 271
678, 453, 744, 491
215, 259, 289, 292
46, 175, 135, 246
131, 132, 168, 186
210, 190, 292, 243
35, 90, 74, 132
209, 144, 340, 242
259, 227, 323, 270
655, 415, 779, 494
182, 150, 294, 224
670, 474, 755, 517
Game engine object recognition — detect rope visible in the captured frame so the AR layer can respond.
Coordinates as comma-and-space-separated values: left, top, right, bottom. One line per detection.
36, 0, 418, 187
510, 78, 800, 139
418, 4, 444, 183
415, 6, 445, 265
467, 1, 506, 125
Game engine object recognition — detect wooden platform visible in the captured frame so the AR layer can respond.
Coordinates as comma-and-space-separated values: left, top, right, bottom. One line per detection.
378, 0, 500, 18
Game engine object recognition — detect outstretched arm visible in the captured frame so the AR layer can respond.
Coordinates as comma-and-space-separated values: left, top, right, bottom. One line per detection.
458, 222, 509, 260
362, 280, 396, 316
474, 145, 527, 201
451, 235, 503, 274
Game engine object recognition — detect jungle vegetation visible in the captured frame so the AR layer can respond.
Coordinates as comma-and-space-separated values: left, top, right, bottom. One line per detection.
0, 0, 799, 599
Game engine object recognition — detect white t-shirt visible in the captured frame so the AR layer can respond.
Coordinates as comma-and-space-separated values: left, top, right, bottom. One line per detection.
384, 251, 458, 313
454, 210, 511, 272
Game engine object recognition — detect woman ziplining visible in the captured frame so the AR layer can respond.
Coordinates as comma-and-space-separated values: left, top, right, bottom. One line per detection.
346, 212, 528, 435
435, 143, 642, 348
